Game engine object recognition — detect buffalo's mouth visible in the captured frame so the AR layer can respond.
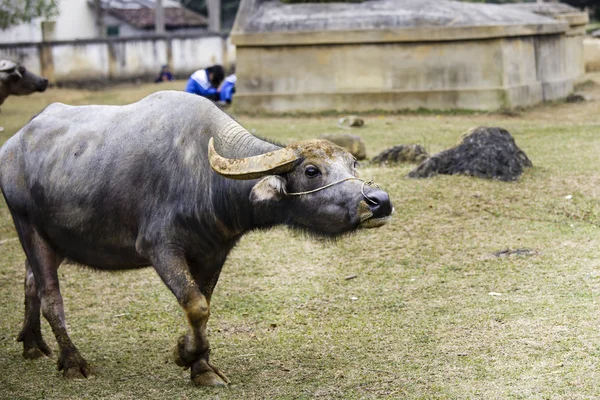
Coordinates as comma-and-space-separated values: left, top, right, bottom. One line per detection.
358, 206, 395, 229
37, 80, 49, 92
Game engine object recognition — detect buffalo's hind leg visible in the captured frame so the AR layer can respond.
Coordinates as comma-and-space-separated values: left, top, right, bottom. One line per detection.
150, 249, 229, 386
16, 259, 53, 359
12, 215, 90, 379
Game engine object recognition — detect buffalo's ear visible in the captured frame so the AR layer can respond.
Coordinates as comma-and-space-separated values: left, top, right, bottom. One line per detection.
250, 175, 287, 204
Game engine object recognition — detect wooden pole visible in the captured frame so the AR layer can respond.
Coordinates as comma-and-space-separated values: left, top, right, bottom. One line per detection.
155, 0, 166, 34
94, 0, 105, 38
207, 0, 221, 32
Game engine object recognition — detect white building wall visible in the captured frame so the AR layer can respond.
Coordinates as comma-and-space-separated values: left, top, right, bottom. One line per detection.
53, 0, 98, 40
0, 0, 97, 43
0, 23, 42, 43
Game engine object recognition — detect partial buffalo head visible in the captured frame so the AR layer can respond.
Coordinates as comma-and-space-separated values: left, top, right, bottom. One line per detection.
0, 60, 48, 105
209, 138, 394, 236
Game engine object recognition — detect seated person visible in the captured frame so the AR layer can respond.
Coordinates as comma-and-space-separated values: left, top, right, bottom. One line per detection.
184, 65, 225, 101
155, 65, 174, 82
219, 74, 236, 104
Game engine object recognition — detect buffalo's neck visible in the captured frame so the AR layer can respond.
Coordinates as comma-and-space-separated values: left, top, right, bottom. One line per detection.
182, 116, 286, 250
206, 176, 288, 241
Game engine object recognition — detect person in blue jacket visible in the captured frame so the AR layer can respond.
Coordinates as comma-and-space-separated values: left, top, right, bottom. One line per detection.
184, 65, 225, 101
219, 74, 236, 104
154, 64, 174, 83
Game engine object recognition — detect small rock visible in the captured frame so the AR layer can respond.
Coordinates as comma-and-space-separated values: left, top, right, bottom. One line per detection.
371, 144, 429, 165
494, 248, 536, 257
566, 93, 588, 103
319, 133, 367, 160
338, 115, 364, 128
350, 296, 358, 301
488, 292, 503, 297
345, 274, 357, 280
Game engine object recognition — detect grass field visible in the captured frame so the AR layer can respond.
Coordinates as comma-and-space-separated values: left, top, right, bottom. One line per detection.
1, 79, 600, 399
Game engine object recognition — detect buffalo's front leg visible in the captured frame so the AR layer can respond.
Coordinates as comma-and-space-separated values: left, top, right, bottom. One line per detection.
151, 250, 228, 386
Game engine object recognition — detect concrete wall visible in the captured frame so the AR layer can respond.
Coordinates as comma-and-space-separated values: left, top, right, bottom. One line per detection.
584, 37, 600, 72
171, 36, 226, 72
0, 34, 236, 85
109, 40, 169, 79
235, 34, 571, 113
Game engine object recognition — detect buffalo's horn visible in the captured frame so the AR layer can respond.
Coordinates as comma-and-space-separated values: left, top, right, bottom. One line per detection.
0, 60, 17, 72
208, 137, 300, 180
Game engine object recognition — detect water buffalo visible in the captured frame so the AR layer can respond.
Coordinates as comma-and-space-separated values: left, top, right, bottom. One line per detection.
0, 60, 48, 108
0, 91, 393, 386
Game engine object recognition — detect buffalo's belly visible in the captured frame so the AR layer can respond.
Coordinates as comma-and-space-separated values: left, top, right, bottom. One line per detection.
44, 225, 149, 270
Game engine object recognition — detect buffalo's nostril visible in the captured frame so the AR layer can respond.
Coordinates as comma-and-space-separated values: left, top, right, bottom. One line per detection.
366, 190, 393, 218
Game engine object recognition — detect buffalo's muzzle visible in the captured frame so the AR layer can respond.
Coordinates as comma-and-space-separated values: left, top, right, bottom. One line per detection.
365, 189, 393, 219
38, 79, 49, 92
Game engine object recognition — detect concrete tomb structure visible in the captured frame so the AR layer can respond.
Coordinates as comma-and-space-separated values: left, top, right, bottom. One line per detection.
231, 0, 587, 113
504, 2, 588, 86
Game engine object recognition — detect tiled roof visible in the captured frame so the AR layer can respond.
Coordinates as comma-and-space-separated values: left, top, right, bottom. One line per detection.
107, 7, 208, 29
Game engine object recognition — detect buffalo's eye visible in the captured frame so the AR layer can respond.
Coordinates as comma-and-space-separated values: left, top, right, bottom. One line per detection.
305, 165, 321, 178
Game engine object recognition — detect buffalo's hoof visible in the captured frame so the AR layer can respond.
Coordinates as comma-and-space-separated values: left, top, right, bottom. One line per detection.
173, 335, 196, 368
58, 349, 90, 379
23, 344, 52, 359
191, 359, 229, 387
17, 331, 53, 359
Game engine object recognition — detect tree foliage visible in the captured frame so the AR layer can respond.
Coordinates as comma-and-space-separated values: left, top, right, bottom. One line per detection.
0, 0, 59, 30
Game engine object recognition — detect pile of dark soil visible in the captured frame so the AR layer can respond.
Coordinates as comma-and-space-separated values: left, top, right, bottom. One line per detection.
408, 127, 532, 182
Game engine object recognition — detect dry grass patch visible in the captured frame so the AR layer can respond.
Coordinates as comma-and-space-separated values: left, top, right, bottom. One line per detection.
1, 78, 600, 398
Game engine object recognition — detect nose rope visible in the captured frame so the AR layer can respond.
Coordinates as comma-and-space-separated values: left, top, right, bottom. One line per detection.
285, 177, 380, 205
